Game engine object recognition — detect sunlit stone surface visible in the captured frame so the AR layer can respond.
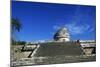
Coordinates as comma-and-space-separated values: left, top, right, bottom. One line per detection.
54, 27, 70, 42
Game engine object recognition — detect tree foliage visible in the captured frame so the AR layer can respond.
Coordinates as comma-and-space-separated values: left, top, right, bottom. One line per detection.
12, 18, 22, 32
16, 41, 26, 45
11, 18, 22, 45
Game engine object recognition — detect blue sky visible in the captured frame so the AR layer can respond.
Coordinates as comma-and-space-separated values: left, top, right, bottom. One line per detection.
12, 1, 96, 41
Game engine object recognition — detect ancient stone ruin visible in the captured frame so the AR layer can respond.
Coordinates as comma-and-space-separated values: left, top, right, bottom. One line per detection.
11, 26, 96, 66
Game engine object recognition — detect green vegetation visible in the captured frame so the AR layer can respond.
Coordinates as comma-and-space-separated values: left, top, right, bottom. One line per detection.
12, 18, 22, 32
16, 41, 26, 45
11, 18, 22, 45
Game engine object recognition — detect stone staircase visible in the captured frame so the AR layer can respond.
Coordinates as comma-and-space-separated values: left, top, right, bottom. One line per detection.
33, 42, 83, 57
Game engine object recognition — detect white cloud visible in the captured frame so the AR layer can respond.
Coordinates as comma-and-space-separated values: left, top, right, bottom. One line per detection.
53, 25, 60, 30
53, 23, 94, 35
65, 23, 93, 34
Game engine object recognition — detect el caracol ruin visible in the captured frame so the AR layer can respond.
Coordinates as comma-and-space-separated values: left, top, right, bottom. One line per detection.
11, 26, 96, 66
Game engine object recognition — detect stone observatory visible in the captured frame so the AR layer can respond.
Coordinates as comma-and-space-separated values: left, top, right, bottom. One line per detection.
54, 26, 70, 42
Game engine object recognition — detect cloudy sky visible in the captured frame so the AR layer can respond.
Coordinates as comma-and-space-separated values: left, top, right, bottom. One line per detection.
12, 1, 96, 41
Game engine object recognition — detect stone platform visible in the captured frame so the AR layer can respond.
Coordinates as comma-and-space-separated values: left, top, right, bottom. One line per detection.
11, 42, 96, 67
33, 42, 83, 57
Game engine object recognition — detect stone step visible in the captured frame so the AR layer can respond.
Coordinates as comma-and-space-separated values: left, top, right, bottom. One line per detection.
34, 42, 83, 57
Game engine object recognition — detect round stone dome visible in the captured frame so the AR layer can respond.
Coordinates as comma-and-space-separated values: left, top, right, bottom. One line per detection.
54, 27, 70, 42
